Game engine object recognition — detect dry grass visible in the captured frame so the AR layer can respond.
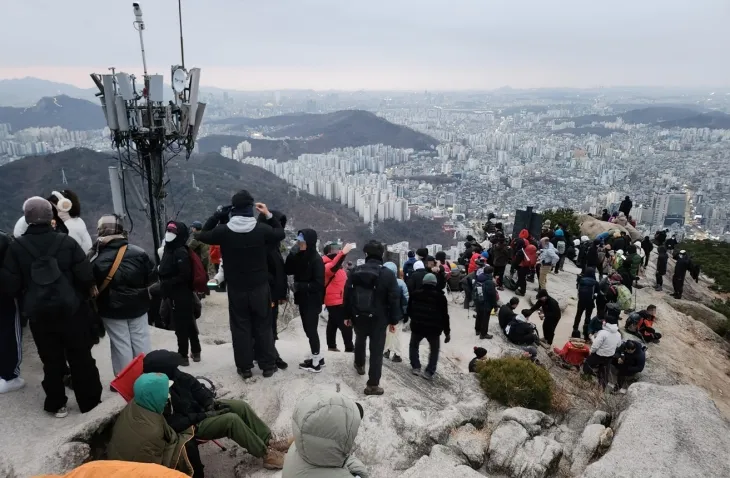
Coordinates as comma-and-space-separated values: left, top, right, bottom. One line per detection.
551, 384, 574, 416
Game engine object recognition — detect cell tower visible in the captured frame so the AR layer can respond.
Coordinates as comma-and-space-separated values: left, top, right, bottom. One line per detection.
90, 2, 205, 259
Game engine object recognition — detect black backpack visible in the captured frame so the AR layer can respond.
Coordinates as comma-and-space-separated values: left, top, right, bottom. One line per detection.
348, 263, 381, 324
16, 235, 79, 320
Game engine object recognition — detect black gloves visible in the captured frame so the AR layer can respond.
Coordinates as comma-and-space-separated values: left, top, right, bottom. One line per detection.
214, 205, 232, 224
445, 335, 451, 343
402, 315, 409, 324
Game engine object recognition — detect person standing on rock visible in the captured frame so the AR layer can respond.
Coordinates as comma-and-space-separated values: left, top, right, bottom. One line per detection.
573, 267, 600, 337
187, 220, 210, 278
523, 289, 562, 347
286, 228, 326, 373
473, 263, 498, 340
197, 191, 284, 378
582, 314, 621, 389
0, 230, 24, 394
537, 237, 559, 291
655, 246, 669, 291
324, 242, 356, 353
408, 273, 451, 380
383, 261, 409, 362
671, 250, 696, 300
619, 195, 633, 217
345, 240, 402, 395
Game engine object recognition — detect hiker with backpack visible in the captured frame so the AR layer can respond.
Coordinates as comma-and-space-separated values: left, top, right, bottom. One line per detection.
0, 230, 24, 395
402, 251, 417, 281
0, 197, 102, 417
472, 263, 498, 340
344, 240, 402, 395
407, 273, 450, 380
551, 228, 567, 274
537, 237, 559, 291
197, 191, 285, 378
383, 261, 409, 363
513, 234, 537, 296
582, 314, 621, 390
324, 242, 357, 353
88, 214, 156, 379
672, 250, 697, 300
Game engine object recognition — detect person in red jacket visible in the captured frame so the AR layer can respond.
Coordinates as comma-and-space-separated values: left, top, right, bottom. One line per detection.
323, 242, 356, 352
467, 245, 484, 274
515, 231, 537, 296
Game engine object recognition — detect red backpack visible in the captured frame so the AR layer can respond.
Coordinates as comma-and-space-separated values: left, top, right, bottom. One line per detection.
188, 248, 209, 293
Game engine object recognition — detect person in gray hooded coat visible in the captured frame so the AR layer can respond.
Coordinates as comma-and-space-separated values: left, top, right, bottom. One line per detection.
283, 390, 369, 478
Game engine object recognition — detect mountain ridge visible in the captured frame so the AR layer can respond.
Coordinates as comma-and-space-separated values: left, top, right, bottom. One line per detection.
0, 94, 106, 131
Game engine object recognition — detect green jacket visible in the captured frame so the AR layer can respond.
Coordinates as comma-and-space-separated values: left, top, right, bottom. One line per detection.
627, 253, 642, 277
283, 391, 369, 478
108, 374, 194, 476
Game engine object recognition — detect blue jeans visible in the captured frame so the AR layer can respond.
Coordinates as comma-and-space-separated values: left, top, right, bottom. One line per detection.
409, 332, 440, 374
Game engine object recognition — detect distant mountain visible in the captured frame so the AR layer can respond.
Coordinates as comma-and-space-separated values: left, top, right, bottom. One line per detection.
0, 77, 97, 106
551, 127, 616, 137
558, 106, 706, 128
0, 95, 106, 131
658, 111, 730, 129
0, 149, 452, 252
201, 110, 437, 160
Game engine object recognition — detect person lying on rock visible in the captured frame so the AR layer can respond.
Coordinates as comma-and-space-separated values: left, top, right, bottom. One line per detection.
612, 340, 645, 394
107, 373, 195, 476
143, 349, 292, 470
283, 390, 369, 478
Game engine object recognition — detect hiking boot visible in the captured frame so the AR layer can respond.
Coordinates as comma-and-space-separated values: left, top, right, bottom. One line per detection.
515, 290, 525, 297
383, 350, 391, 359
191, 353, 201, 363
422, 371, 435, 381
344, 347, 355, 353
54, 407, 69, 418
263, 449, 285, 470
480, 334, 493, 340
275, 358, 288, 370
392, 354, 403, 363
475, 330, 480, 336
268, 436, 294, 453
180, 355, 190, 367
263, 367, 278, 378
411, 367, 421, 376
364, 385, 384, 396
329, 347, 341, 352
299, 359, 322, 373
354, 363, 366, 376
238, 368, 253, 380
0, 377, 26, 394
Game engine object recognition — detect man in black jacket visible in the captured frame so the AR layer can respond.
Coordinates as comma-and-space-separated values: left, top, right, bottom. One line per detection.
574, 267, 600, 336
285, 228, 325, 373
655, 246, 669, 291
498, 297, 520, 331
0, 230, 24, 394
491, 238, 510, 290
0, 197, 102, 416
524, 289, 562, 346
473, 265, 498, 340
619, 196, 632, 217
408, 273, 450, 380
344, 240, 402, 395
89, 214, 156, 377
197, 191, 285, 378
672, 249, 696, 299
143, 350, 291, 471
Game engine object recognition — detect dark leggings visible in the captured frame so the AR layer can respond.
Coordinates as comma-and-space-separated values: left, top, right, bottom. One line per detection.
326, 305, 353, 350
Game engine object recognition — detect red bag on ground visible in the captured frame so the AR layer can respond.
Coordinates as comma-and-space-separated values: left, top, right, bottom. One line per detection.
553, 339, 591, 367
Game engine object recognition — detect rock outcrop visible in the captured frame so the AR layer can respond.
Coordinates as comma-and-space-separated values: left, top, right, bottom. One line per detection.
666, 297, 729, 333
446, 423, 489, 468
569, 424, 606, 475
399, 444, 483, 478
583, 383, 730, 477
579, 214, 641, 242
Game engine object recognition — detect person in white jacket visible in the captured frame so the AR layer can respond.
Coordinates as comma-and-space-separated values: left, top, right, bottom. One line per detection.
537, 238, 560, 291
583, 315, 622, 389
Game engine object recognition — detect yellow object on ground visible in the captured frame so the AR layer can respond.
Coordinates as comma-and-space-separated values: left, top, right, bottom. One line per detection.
34, 460, 189, 478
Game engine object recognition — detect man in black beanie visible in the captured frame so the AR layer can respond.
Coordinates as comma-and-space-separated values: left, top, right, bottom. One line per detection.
197, 190, 285, 379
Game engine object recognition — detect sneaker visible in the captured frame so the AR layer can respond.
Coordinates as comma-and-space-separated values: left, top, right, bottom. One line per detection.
480, 334, 493, 340
422, 371, 435, 381
191, 353, 201, 363
299, 359, 322, 373
237, 368, 253, 380
392, 354, 403, 363
54, 407, 69, 418
329, 347, 341, 352
263, 367, 278, 378
515, 290, 525, 297
354, 363, 366, 376
364, 385, 384, 396
383, 350, 391, 359
263, 449, 285, 470
180, 356, 190, 367
275, 358, 289, 370
268, 436, 294, 453
0, 377, 26, 394
411, 367, 421, 376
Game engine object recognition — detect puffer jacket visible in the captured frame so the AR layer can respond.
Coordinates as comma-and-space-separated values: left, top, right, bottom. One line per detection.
91, 238, 156, 319
656, 247, 669, 276
491, 242, 510, 267
35, 461, 190, 478
590, 323, 621, 357
384, 262, 409, 316
323, 251, 348, 307
408, 284, 450, 337
158, 222, 192, 299
283, 391, 369, 478
285, 229, 325, 305
576, 267, 600, 303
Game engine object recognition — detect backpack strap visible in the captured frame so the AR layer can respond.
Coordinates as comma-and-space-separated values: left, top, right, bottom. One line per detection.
14, 236, 42, 259
100, 245, 128, 293
47, 234, 67, 257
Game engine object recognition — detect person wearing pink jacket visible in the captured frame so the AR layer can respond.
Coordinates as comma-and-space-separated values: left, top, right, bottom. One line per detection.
323, 243, 356, 352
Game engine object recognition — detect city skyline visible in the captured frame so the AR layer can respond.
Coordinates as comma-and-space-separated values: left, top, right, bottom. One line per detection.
2, 0, 729, 91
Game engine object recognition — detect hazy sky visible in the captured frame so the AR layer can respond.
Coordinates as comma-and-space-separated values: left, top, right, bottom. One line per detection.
2, 0, 728, 90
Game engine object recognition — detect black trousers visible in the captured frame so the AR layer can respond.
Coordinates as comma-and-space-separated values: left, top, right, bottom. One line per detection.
613, 360, 636, 389
0, 296, 21, 381
596, 294, 607, 319
354, 323, 387, 386
475, 304, 493, 336
656, 273, 664, 288
30, 311, 102, 413
543, 315, 560, 345
171, 292, 201, 358
493, 265, 506, 286
463, 279, 472, 309
644, 253, 650, 268
254, 302, 281, 362
229, 283, 276, 371
298, 301, 322, 356
573, 299, 594, 331
583, 353, 613, 389
326, 305, 353, 350
517, 266, 529, 293
186, 439, 205, 478
272, 302, 279, 340
672, 277, 684, 298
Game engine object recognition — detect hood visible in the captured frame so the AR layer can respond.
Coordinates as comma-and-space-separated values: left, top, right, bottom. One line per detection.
298, 228, 318, 251
618, 212, 626, 218
259, 209, 287, 229
519, 229, 529, 239
476, 270, 493, 282
292, 390, 361, 467
133, 373, 170, 414
164, 221, 189, 249
384, 262, 398, 275
13, 216, 28, 238
584, 267, 596, 277
413, 260, 425, 271
227, 215, 257, 233
554, 229, 565, 237
603, 323, 619, 334
142, 349, 184, 380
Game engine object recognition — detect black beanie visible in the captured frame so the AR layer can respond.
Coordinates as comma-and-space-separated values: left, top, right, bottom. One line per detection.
474, 346, 487, 358
231, 190, 254, 209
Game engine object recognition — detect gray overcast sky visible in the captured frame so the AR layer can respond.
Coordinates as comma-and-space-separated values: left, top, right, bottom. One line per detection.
2, 0, 728, 90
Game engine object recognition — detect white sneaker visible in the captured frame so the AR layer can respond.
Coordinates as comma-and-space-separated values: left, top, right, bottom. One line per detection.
54, 407, 69, 418
0, 377, 26, 394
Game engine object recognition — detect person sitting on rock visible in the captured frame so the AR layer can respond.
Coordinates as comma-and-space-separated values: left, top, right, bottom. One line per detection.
107, 372, 195, 476
283, 390, 369, 478
613, 340, 645, 394
636, 305, 662, 343
469, 346, 488, 372
582, 315, 622, 389
506, 313, 539, 345
143, 349, 291, 470
498, 297, 520, 332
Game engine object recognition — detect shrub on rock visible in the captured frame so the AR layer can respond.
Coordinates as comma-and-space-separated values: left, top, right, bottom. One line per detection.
476, 357, 554, 412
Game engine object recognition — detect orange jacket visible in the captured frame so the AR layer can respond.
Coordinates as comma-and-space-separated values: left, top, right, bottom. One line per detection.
468, 252, 482, 274
35, 461, 189, 478
209, 245, 221, 265
322, 251, 348, 306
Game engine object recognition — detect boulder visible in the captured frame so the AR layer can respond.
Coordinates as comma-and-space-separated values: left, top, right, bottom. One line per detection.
510, 436, 562, 478
488, 420, 530, 470
500, 407, 555, 436
579, 214, 641, 243
599, 427, 614, 450
666, 297, 729, 334
587, 410, 610, 426
583, 383, 730, 478
570, 424, 605, 475
446, 423, 488, 468
399, 445, 484, 478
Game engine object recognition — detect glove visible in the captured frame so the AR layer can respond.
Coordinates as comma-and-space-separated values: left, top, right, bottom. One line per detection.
213, 401, 229, 411
444, 335, 451, 343
214, 205, 232, 224
205, 408, 230, 419
402, 315, 409, 324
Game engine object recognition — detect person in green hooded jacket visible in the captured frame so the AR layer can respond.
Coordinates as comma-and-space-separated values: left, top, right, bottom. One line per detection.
107, 373, 195, 476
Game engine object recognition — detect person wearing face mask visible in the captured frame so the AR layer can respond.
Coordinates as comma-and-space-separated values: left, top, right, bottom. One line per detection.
159, 221, 199, 366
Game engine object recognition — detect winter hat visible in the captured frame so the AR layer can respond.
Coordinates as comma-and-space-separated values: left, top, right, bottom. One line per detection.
408, 250, 415, 258
554, 229, 565, 237
605, 315, 619, 325
573, 239, 580, 246
481, 250, 489, 259
473, 347, 487, 359
231, 190, 255, 217
423, 273, 438, 285
23, 196, 53, 225
416, 248, 429, 259
466, 235, 475, 242
413, 260, 425, 271
536, 289, 549, 299
97, 214, 124, 237
543, 220, 552, 228
571, 329, 582, 339
475, 257, 486, 267
581, 235, 589, 243
191, 221, 203, 230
